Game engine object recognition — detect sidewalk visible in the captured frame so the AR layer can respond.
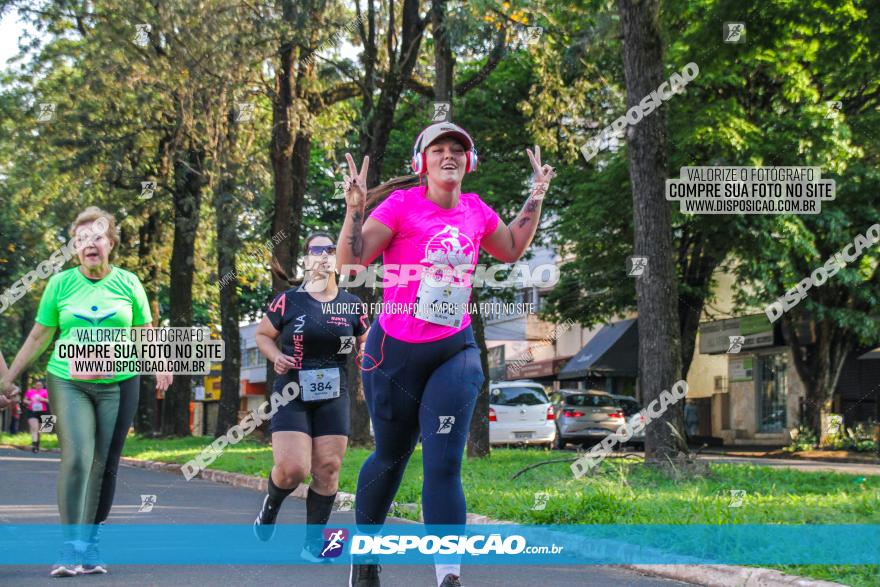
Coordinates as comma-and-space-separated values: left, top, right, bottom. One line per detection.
697, 453, 880, 476
697, 444, 879, 465
615, 445, 880, 475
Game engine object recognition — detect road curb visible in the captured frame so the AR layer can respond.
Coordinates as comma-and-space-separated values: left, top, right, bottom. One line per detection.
119, 456, 321, 504
462, 511, 849, 587
2, 446, 851, 587
616, 564, 848, 587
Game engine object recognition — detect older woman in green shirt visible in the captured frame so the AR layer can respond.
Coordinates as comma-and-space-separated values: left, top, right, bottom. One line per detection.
0, 207, 171, 577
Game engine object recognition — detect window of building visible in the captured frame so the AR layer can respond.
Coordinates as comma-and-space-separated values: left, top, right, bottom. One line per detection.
757, 353, 788, 432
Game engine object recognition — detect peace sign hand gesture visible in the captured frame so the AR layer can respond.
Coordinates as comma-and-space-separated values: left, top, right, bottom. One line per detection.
526, 145, 556, 200
343, 153, 370, 210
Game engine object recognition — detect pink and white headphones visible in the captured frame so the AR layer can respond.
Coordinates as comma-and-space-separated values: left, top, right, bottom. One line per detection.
411, 122, 479, 175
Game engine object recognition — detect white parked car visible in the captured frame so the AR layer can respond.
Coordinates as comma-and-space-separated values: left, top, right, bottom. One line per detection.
488, 381, 556, 447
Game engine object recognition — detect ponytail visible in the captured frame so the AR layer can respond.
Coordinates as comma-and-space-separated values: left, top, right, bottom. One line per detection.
270, 231, 337, 288
366, 174, 421, 210
270, 256, 295, 286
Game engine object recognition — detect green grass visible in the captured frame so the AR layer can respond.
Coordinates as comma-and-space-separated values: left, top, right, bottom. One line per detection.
3, 432, 877, 586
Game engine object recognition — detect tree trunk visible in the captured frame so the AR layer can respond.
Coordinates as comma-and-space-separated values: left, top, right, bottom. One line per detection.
784, 317, 854, 444
17, 306, 34, 394
348, 285, 376, 446
269, 39, 299, 296
360, 0, 426, 185
161, 146, 206, 437
619, 0, 683, 462
266, 36, 297, 405
348, 0, 426, 444
431, 0, 454, 113
467, 287, 491, 458
266, 5, 313, 402
134, 212, 160, 435
427, 0, 488, 458
215, 110, 243, 436
678, 235, 725, 378
873, 337, 880, 456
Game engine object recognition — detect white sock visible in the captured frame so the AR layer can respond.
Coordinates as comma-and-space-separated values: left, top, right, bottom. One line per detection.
435, 563, 460, 585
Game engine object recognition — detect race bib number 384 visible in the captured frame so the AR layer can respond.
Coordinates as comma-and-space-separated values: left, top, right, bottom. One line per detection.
299, 368, 341, 401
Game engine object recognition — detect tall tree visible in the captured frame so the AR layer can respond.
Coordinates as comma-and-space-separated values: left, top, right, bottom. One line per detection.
263, 2, 359, 409
134, 212, 162, 435
619, 0, 682, 461
213, 106, 244, 435
349, 0, 511, 452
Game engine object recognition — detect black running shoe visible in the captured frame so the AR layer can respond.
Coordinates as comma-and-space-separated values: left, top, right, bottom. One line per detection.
49, 542, 79, 577
349, 561, 382, 587
253, 495, 280, 541
440, 573, 463, 587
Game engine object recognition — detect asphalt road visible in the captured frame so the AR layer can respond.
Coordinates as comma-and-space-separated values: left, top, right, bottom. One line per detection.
0, 447, 694, 587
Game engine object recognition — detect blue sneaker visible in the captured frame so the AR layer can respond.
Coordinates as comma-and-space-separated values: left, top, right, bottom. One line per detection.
50, 542, 79, 577
78, 541, 107, 575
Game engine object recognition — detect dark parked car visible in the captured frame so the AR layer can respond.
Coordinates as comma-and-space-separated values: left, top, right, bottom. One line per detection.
611, 394, 645, 449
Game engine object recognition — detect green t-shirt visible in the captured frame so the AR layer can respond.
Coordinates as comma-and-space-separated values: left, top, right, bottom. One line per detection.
36, 266, 152, 383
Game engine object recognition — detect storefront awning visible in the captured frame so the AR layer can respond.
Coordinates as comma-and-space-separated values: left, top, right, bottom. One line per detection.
558, 319, 638, 380
507, 357, 570, 380
857, 347, 880, 360
698, 314, 777, 355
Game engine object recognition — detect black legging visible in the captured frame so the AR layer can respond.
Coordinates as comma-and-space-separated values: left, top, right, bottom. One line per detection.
47, 374, 140, 538
355, 321, 484, 528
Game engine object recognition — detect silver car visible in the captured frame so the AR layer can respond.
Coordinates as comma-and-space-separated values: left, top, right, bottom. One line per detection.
551, 390, 626, 449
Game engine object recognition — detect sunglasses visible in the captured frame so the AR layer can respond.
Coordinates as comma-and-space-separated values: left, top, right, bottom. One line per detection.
308, 245, 337, 256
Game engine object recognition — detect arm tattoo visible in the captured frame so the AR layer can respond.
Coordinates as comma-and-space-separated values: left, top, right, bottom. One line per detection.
349, 210, 364, 259
517, 216, 531, 228
525, 198, 540, 212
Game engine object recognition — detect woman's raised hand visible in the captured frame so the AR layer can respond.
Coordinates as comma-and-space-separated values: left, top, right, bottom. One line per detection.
526, 145, 556, 199
343, 153, 370, 210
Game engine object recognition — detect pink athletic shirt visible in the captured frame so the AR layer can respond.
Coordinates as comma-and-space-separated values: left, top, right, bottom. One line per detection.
369, 184, 501, 343
26, 388, 48, 412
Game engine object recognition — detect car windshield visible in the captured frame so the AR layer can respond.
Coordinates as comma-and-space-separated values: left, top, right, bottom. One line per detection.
490, 387, 548, 406
616, 398, 641, 416
565, 393, 615, 407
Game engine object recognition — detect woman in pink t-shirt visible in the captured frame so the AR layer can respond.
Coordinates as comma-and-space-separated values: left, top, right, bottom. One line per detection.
24, 379, 50, 453
338, 122, 555, 587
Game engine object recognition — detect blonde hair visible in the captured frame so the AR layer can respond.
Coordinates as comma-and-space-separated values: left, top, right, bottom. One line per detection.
69, 206, 119, 248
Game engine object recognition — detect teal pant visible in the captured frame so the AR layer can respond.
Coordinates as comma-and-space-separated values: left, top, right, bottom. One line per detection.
47, 374, 139, 539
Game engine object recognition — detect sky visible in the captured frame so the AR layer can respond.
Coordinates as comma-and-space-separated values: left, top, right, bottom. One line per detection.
0, 9, 27, 69
0, 7, 362, 71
